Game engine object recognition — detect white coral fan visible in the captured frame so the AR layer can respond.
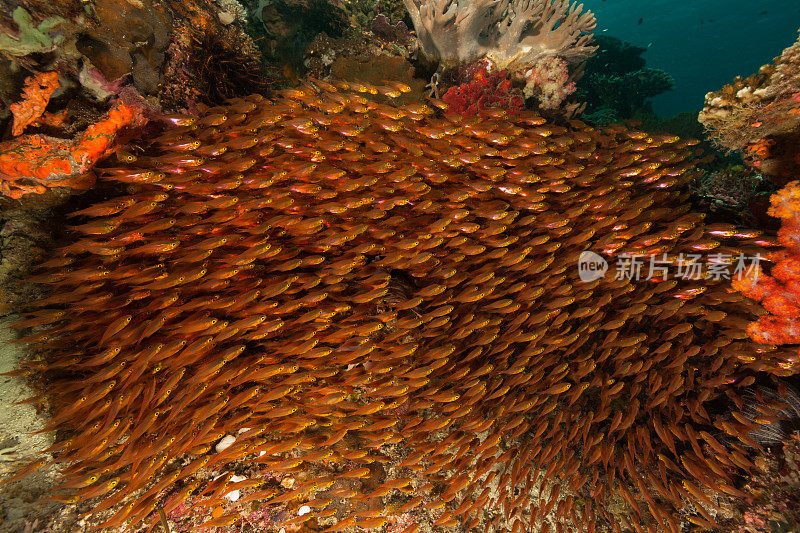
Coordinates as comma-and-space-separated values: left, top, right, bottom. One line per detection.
403, 0, 596, 70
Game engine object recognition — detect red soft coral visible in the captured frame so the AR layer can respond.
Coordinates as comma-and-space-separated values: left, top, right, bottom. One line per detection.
443, 60, 524, 117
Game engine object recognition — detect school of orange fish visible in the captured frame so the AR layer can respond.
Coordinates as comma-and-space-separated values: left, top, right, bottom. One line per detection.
11, 78, 800, 532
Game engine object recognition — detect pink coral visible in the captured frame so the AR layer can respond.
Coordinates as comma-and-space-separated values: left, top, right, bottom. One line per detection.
523, 56, 576, 109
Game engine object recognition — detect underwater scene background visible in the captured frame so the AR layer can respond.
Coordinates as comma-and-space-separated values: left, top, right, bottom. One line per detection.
0, 0, 799, 532
586, 0, 800, 116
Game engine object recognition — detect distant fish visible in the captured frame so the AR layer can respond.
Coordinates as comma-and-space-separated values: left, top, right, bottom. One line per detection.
638, 17, 643, 25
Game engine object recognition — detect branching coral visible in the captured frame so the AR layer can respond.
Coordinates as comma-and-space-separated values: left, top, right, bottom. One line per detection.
403, 0, 596, 70
8, 80, 799, 532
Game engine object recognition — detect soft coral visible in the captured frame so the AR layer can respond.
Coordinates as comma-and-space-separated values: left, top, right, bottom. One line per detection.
443, 59, 525, 117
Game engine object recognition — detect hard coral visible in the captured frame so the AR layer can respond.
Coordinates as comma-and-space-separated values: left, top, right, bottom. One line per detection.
9, 71, 60, 136
10, 79, 800, 533
0, 101, 141, 199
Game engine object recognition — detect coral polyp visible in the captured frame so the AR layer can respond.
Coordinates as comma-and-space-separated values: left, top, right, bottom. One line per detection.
16, 79, 799, 531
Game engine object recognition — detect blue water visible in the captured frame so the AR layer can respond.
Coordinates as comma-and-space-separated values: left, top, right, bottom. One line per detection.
583, 0, 800, 117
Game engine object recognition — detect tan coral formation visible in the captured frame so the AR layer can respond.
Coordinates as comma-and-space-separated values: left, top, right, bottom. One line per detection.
402, 0, 596, 70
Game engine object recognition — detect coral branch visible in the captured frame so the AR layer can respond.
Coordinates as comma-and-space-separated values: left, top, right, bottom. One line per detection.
9, 71, 60, 136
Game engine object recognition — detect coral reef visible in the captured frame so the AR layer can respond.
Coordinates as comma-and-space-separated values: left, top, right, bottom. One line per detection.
692, 164, 770, 225
578, 35, 675, 125
523, 56, 576, 110
370, 14, 411, 46
305, 32, 425, 102
75, 0, 172, 96
699, 27, 800, 155
244, 0, 348, 72
347, 0, 408, 34
708, 27, 800, 364
0, 0, 279, 201
183, 23, 278, 106
7, 79, 799, 533
400, 0, 596, 117
729, 432, 800, 532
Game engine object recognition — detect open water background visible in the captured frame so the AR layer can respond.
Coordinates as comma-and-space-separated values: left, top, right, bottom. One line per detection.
583, 0, 800, 116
